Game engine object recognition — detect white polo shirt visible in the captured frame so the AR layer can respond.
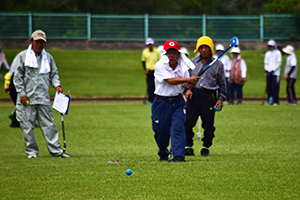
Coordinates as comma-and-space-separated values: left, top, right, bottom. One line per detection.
154, 59, 190, 97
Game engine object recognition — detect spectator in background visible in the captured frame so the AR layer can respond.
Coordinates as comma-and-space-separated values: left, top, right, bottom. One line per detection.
0, 46, 10, 79
184, 36, 226, 157
13, 30, 71, 158
157, 45, 164, 57
228, 47, 247, 105
282, 45, 297, 105
214, 44, 231, 104
152, 40, 199, 162
264, 39, 282, 106
180, 47, 190, 57
141, 38, 161, 105
4, 58, 20, 128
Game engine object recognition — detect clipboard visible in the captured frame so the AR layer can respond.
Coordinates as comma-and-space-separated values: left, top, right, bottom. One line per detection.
52, 91, 70, 114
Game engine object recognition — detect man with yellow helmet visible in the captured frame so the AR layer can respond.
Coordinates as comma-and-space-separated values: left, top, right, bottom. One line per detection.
184, 36, 226, 156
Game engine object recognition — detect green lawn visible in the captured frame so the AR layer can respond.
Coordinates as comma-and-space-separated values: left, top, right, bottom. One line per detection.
0, 49, 300, 98
0, 102, 299, 199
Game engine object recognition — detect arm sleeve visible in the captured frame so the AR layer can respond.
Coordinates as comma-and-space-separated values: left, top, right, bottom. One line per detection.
264, 52, 269, 71
142, 61, 146, 70
217, 63, 227, 101
4, 72, 11, 88
154, 63, 173, 83
241, 59, 247, 78
48, 55, 61, 89
273, 51, 282, 71
13, 54, 27, 97
288, 66, 296, 76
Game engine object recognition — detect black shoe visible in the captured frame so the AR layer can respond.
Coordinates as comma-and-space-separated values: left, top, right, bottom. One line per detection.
236, 101, 242, 105
168, 155, 185, 162
184, 148, 195, 156
9, 124, 20, 128
159, 157, 168, 161
201, 148, 210, 156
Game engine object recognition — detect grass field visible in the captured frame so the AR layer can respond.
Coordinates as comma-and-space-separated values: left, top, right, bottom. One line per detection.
0, 49, 300, 98
0, 102, 299, 199
0, 49, 299, 199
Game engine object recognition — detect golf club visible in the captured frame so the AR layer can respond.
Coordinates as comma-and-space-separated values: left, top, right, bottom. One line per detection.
61, 113, 66, 152
198, 36, 239, 76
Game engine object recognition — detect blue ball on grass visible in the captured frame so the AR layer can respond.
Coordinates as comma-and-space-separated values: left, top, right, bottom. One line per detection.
126, 169, 132, 175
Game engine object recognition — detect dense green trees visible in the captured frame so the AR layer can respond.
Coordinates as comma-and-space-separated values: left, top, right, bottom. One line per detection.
0, 0, 299, 15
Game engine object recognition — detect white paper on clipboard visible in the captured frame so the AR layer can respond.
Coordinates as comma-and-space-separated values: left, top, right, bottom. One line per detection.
52, 92, 70, 114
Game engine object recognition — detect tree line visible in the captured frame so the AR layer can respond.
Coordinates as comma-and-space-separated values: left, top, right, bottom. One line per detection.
0, 0, 299, 15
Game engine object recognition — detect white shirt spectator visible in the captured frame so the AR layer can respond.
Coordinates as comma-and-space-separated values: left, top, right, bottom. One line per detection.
264, 49, 282, 76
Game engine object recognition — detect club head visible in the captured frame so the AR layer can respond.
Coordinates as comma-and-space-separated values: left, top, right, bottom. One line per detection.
231, 36, 239, 47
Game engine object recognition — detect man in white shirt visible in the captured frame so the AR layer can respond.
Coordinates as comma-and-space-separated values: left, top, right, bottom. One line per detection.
151, 40, 199, 162
264, 39, 282, 105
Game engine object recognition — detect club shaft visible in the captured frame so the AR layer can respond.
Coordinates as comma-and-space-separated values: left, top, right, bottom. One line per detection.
61, 113, 66, 152
199, 44, 232, 76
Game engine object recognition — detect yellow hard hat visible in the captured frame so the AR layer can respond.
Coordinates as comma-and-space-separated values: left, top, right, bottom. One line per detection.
194, 36, 214, 55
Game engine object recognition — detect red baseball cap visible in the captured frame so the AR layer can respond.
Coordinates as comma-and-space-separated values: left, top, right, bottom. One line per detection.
163, 40, 180, 51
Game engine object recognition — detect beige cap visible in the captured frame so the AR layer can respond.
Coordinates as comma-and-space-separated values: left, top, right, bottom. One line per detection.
31, 30, 47, 42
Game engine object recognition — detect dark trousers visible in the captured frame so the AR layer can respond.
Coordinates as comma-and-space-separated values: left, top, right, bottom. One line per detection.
225, 77, 230, 102
286, 78, 297, 103
151, 96, 186, 159
147, 70, 155, 102
229, 83, 244, 100
185, 88, 216, 148
9, 75, 20, 126
267, 75, 280, 104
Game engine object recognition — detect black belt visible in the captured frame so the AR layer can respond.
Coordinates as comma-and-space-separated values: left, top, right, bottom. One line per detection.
155, 95, 182, 103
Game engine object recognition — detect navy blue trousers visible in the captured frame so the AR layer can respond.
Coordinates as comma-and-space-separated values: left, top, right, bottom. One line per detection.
229, 83, 244, 100
267, 75, 280, 104
151, 96, 186, 159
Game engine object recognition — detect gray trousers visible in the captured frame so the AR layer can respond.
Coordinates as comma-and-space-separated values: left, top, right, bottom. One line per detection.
16, 103, 63, 156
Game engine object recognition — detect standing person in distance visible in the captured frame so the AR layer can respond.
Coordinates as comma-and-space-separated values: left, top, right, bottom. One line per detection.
13, 30, 71, 158
141, 38, 161, 105
180, 47, 190, 57
264, 39, 282, 105
214, 44, 231, 104
0, 46, 10, 79
184, 36, 226, 157
228, 47, 247, 105
152, 40, 199, 162
282, 45, 298, 105
4, 58, 20, 128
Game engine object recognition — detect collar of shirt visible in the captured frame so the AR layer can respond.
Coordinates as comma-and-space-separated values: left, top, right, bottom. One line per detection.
196, 56, 214, 64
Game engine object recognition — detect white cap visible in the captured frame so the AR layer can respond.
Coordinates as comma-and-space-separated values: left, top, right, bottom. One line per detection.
157, 45, 164, 52
267, 39, 276, 46
230, 47, 240, 53
215, 44, 224, 51
145, 38, 154, 45
282, 45, 294, 54
180, 47, 190, 56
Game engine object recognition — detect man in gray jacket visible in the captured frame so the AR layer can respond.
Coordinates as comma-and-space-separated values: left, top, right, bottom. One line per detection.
184, 36, 226, 156
13, 30, 71, 158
